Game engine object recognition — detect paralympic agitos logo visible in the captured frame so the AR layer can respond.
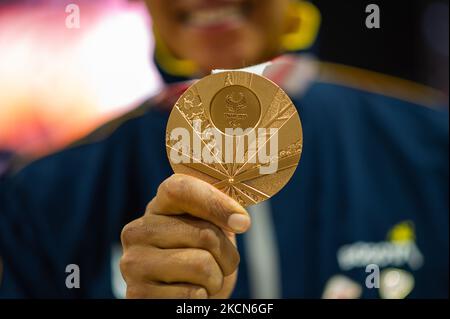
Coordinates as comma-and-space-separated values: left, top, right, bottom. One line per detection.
167, 119, 280, 175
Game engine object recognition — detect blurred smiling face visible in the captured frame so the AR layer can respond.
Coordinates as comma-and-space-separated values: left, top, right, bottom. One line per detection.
145, 0, 291, 73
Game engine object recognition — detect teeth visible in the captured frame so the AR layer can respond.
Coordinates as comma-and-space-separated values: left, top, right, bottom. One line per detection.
186, 6, 244, 27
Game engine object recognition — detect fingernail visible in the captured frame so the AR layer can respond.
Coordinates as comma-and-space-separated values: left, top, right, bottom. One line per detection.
228, 214, 250, 233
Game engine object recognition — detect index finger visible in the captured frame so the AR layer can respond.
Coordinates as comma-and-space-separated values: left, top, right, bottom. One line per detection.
146, 174, 251, 233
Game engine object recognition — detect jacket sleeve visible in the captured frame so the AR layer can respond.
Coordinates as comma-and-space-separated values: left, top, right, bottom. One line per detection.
0, 105, 171, 298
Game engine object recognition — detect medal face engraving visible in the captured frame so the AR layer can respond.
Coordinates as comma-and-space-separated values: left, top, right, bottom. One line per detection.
210, 85, 261, 134
166, 71, 303, 207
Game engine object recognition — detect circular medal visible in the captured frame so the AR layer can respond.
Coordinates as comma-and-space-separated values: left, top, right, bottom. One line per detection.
166, 71, 302, 207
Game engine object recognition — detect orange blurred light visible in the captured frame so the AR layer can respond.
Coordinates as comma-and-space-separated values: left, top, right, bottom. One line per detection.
0, 1, 162, 157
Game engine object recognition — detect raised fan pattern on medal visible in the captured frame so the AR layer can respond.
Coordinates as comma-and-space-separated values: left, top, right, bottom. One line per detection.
166, 71, 302, 206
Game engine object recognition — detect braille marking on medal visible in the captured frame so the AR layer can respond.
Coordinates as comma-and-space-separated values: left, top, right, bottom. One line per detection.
224, 72, 252, 88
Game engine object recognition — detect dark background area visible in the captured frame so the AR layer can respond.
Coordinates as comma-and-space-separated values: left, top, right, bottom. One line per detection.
313, 0, 449, 93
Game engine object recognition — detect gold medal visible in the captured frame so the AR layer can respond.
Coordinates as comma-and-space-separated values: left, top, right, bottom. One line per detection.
166, 70, 302, 207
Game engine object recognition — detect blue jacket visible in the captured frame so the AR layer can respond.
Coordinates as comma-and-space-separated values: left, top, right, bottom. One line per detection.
0, 58, 448, 298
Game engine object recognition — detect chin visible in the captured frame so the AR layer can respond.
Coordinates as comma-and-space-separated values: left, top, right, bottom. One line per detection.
195, 46, 258, 71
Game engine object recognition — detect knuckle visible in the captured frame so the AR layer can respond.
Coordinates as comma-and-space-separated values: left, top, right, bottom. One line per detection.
145, 198, 156, 213
119, 252, 136, 270
192, 251, 223, 293
120, 249, 158, 283
159, 175, 188, 201
120, 223, 134, 248
120, 219, 143, 247
207, 271, 224, 295
192, 251, 215, 275
119, 253, 136, 279
122, 216, 163, 248
199, 227, 221, 254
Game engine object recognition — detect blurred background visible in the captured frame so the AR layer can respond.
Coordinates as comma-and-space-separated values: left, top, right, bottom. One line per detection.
0, 0, 448, 165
